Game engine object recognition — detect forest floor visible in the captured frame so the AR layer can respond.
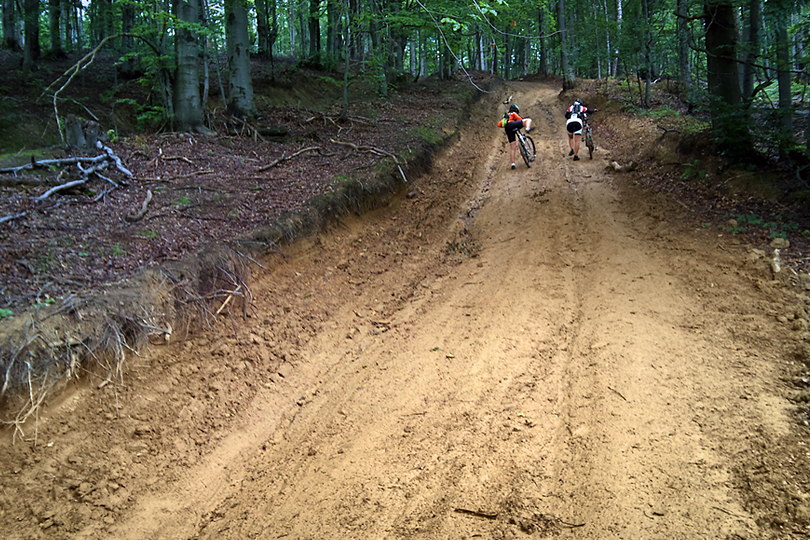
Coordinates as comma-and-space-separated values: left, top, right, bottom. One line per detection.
1, 58, 810, 538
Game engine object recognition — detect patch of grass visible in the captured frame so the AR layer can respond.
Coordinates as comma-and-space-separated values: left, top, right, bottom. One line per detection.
0, 308, 13, 319
140, 230, 158, 239
727, 213, 799, 239
410, 125, 443, 145
110, 244, 126, 256
681, 159, 707, 181
173, 195, 192, 207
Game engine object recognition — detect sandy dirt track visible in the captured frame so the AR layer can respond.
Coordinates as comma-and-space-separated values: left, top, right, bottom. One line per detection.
1, 82, 808, 539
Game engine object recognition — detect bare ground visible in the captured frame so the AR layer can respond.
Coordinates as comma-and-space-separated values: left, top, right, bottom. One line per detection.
1, 81, 809, 539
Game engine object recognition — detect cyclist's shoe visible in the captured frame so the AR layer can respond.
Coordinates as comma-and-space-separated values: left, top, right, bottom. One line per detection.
511, 163, 516, 169
525, 127, 531, 132
531, 155, 537, 162
573, 155, 580, 161
568, 149, 574, 156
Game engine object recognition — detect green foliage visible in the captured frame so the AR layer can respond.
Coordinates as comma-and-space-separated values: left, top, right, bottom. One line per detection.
116, 98, 166, 131
173, 196, 192, 207
410, 125, 444, 145
0, 308, 13, 319
110, 244, 126, 256
728, 213, 800, 239
681, 159, 706, 181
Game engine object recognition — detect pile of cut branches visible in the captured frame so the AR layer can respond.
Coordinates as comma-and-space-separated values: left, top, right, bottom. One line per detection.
0, 141, 133, 225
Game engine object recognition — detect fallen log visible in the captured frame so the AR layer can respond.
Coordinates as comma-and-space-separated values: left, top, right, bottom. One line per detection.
125, 190, 153, 222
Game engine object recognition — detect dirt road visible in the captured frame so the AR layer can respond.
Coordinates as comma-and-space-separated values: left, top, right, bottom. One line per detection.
2, 82, 808, 539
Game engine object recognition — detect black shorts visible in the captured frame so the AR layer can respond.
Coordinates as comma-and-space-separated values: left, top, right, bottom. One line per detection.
505, 120, 523, 142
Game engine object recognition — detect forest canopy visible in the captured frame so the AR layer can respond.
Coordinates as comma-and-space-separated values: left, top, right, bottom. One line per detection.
1, 0, 809, 159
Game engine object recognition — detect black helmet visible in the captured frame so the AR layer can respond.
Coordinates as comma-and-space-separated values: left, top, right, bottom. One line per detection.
509, 104, 519, 113
574, 99, 582, 105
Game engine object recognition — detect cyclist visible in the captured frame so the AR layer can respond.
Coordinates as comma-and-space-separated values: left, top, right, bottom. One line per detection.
565, 99, 589, 161
499, 104, 533, 169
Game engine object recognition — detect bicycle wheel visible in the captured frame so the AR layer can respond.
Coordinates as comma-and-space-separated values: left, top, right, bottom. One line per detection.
524, 135, 536, 162
518, 134, 532, 168
585, 128, 594, 159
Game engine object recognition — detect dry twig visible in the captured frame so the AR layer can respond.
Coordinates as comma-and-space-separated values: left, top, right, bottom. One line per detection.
257, 146, 322, 172
329, 138, 408, 182
125, 189, 153, 222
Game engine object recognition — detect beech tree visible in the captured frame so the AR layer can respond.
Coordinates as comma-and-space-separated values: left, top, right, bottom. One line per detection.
225, 0, 255, 117
0, 0, 805, 159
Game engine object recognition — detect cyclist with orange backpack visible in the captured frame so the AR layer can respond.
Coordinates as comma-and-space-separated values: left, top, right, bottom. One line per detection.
498, 104, 533, 169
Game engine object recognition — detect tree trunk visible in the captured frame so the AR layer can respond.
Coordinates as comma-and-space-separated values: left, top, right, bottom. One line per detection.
703, 0, 750, 156
225, 0, 255, 117
255, 0, 271, 58
677, 0, 691, 93
741, 0, 761, 103
326, 0, 339, 66
641, 0, 652, 107
538, 6, 548, 76
558, 0, 575, 89
48, 0, 63, 56
774, 11, 793, 146
612, 0, 622, 76
3, 0, 21, 50
22, 0, 40, 70
173, 0, 206, 131
308, 0, 321, 65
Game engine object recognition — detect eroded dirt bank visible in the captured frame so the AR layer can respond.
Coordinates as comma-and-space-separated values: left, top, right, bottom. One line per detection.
1, 81, 808, 539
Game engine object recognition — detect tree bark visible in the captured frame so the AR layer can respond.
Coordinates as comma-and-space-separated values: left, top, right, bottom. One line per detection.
173, 0, 206, 131
308, 0, 321, 65
226, 0, 255, 117
558, 0, 575, 89
255, 0, 271, 58
48, 0, 63, 56
774, 10, 793, 144
703, 0, 750, 156
2, 0, 21, 50
740, 0, 760, 102
677, 0, 691, 93
22, 0, 40, 70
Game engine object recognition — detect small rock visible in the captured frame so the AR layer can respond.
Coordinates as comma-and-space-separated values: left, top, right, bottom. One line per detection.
727, 219, 738, 227
799, 273, 810, 291
770, 237, 790, 249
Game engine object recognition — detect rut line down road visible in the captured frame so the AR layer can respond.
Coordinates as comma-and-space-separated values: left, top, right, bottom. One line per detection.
3, 81, 805, 540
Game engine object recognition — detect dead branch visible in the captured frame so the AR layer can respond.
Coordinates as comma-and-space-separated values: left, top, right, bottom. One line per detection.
608, 386, 628, 401
35, 178, 88, 201
0, 210, 32, 225
257, 146, 322, 172
656, 125, 681, 135
97, 141, 133, 177
329, 138, 408, 182
215, 285, 242, 315
125, 189, 153, 222
161, 156, 195, 165
454, 508, 498, 520
43, 33, 164, 144
0, 154, 107, 175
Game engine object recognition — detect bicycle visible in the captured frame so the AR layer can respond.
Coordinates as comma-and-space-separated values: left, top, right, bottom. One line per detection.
516, 129, 536, 168
582, 112, 595, 159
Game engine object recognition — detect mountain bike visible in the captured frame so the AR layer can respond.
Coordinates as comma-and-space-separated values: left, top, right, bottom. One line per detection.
516, 129, 536, 168
583, 113, 595, 159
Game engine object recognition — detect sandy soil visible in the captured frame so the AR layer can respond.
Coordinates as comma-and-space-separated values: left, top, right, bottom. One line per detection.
1, 81, 808, 539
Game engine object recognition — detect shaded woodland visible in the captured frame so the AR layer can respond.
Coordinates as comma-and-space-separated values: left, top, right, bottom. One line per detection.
0, 0, 808, 159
